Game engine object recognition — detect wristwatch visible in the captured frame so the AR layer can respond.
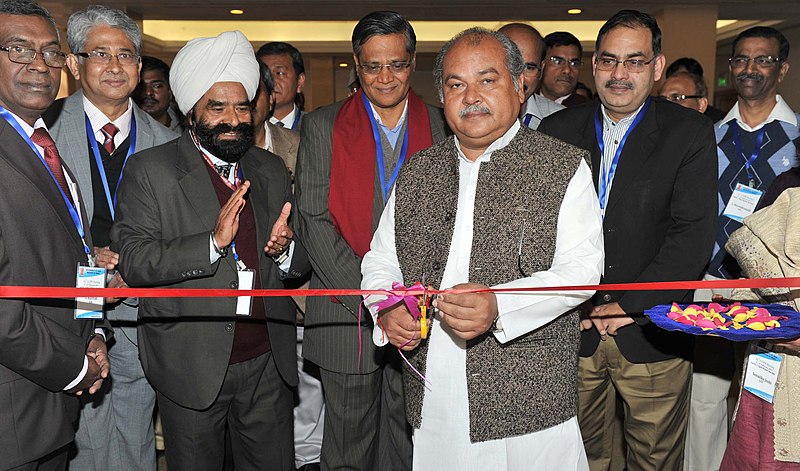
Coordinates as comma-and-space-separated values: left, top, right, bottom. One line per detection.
211, 231, 228, 257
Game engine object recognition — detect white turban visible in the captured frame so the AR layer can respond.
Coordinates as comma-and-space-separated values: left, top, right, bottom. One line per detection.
170, 30, 259, 115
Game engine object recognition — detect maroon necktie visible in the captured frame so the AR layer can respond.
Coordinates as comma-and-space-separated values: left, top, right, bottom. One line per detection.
30, 127, 74, 206
101, 122, 119, 155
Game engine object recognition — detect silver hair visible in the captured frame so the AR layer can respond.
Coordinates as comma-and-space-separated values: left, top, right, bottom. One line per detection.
433, 27, 525, 102
67, 5, 142, 55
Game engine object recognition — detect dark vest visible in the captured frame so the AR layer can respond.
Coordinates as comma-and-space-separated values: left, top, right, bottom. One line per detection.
205, 163, 271, 364
393, 126, 587, 442
88, 135, 130, 246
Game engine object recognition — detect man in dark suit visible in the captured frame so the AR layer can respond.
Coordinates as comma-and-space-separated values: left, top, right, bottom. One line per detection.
43, 7, 178, 469
112, 31, 309, 470
295, 10, 448, 470
257, 42, 306, 131
539, 10, 717, 470
0, 1, 109, 469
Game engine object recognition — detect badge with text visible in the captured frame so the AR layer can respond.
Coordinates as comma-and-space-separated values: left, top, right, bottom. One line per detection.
236, 269, 255, 316
723, 183, 763, 222
75, 264, 107, 319
743, 346, 783, 403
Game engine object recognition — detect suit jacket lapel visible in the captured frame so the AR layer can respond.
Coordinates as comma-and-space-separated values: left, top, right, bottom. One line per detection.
132, 105, 155, 151
579, 103, 602, 190
605, 101, 659, 212
175, 134, 236, 272
53, 91, 96, 221
0, 119, 86, 249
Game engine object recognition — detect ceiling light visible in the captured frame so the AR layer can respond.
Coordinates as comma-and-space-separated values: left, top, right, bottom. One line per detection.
567, 8, 582, 15
338, 63, 349, 68
229, 9, 244, 15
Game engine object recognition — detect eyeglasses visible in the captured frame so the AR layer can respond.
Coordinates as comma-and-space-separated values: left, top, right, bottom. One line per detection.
595, 56, 655, 72
76, 51, 140, 66
662, 93, 704, 103
0, 46, 67, 68
548, 56, 583, 69
523, 62, 542, 74
729, 55, 783, 69
357, 61, 412, 75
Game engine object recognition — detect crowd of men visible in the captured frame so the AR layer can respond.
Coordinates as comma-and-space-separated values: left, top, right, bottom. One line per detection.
0, 0, 797, 470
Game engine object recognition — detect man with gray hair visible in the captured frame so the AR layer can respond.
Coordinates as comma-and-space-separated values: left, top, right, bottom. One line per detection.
44, 5, 177, 470
361, 27, 603, 470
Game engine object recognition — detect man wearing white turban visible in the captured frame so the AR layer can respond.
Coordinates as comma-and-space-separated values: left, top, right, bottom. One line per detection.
111, 30, 310, 470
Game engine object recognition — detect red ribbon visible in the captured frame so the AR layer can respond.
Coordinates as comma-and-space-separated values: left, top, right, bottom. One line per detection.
2, 276, 800, 299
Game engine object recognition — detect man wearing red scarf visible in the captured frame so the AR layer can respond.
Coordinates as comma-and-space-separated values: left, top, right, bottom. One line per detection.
295, 10, 448, 470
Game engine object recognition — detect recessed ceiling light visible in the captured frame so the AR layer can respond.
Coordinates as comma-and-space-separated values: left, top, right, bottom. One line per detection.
230, 9, 244, 15
567, 8, 582, 15
338, 63, 349, 68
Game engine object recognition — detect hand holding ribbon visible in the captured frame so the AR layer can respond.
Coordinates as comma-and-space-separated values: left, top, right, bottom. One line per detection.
375, 281, 426, 351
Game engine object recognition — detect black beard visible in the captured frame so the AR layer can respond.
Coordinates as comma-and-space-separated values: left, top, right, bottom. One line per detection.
192, 119, 255, 163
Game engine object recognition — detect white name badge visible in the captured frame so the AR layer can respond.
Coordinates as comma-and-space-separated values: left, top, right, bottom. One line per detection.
75, 264, 107, 320
743, 346, 783, 403
236, 269, 255, 316
723, 183, 763, 222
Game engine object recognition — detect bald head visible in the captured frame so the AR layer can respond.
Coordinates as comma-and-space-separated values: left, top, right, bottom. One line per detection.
499, 23, 544, 100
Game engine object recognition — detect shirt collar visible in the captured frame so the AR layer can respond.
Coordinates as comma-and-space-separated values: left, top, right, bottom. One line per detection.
5, 108, 46, 137
523, 94, 543, 119
262, 121, 273, 153
83, 95, 133, 138
454, 120, 521, 164
368, 98, 409, 132
270, 104, 298, 128
600, 100, 647, 129
719, 94, 797, 132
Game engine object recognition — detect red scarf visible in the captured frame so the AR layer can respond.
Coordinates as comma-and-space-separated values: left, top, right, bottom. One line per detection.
329, 89, 432, 257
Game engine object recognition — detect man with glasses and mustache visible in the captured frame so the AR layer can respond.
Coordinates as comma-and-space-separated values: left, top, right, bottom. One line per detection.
295, 10, 448, 470
539, 31, 589, 107
687, 26, 799, 471
43, 6, 178, 470
498, 23, 564, 130
112, 30, 309, 470
539, 10, 717, 470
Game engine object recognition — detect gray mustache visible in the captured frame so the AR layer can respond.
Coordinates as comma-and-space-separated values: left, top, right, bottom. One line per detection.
604, 80, 634, 90
737, 73, 763, 82
459, 104, 490, 118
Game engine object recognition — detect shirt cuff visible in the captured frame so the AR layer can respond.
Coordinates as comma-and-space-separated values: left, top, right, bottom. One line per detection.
63, 356, 88, 391
275, 241, 296, 272
210, 234, 222, 264
94, 328, 107, 342
363, 295, 389, 347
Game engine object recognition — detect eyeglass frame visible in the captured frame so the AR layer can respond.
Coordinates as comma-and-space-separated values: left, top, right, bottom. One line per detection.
0, 45, 67, 68
662, 93, 705, 103
356, 60, 413, 75
547, 55, 583, 69
523, 61, 542, 74
594, 56, 656, 72
728, 55, 783, 69
75, 50, 141, 66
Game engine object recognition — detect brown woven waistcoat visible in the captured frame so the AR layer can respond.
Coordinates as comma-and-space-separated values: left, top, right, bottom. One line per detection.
394, 125, 588, 442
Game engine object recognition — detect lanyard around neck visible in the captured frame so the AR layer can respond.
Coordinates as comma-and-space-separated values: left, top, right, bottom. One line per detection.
361, 92, 409, 200
85, 114, 137, 220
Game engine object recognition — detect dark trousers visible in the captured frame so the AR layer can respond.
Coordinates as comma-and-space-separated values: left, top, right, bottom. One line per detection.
158, 352, 294, 471
318, 349, 411, 471
8, 446, 68, 471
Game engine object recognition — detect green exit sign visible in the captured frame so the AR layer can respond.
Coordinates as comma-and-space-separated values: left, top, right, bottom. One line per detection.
718, 77, 728, 87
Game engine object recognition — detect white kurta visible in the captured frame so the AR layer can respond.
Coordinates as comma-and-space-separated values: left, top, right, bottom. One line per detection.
361, 122, 604, 470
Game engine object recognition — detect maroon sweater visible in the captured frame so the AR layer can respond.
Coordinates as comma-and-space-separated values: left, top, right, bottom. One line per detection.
205, 163, 271, 364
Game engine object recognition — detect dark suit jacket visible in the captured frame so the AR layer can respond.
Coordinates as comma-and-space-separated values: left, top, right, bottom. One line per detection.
0, 117, 96, 468
111, 133, 310, 410
539, 98, 717, 363
561, 92, 591, 107
295, 97, 448, 374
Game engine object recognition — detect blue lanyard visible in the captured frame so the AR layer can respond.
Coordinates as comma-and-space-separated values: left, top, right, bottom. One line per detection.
85, 114, 137, 220
290, 109, 302, 130
731, 122, 766, 186
594, 98, 651, 215
523, 113, 533, 127
361, 92, 409, 200
0, 106, 91, 257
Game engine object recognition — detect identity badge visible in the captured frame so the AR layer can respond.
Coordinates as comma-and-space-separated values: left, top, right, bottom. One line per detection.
723, 183, 763, 222
236, 269, 255, 316
743, 345, 783, 403
75, 264, 107, 319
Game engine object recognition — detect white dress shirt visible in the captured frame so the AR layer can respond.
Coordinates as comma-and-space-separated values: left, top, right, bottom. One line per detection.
83, 96, 133, 149
719, 94, 798, 132
361, 121, 603, 470
270, 104, 299, 129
